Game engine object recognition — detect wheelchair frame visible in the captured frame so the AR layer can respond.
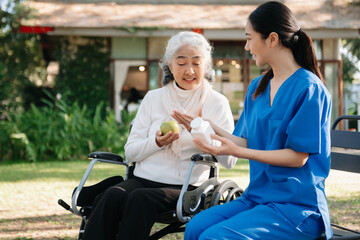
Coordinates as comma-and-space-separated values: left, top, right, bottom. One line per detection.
58, 151, 243, 240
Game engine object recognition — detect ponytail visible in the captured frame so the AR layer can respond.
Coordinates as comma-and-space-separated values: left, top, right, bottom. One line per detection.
291, 30, 324, 83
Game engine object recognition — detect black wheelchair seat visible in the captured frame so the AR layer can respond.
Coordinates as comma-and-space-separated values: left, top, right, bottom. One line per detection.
75, 175, 124, 207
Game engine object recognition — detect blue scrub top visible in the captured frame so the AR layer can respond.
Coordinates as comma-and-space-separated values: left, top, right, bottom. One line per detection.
234, 68, 332, 239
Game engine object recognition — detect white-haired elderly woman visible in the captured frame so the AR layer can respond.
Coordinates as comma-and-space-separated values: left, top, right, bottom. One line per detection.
82, 31, 236, 240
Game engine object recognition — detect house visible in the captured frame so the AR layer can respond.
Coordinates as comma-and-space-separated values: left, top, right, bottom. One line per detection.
21, 0, 360, 123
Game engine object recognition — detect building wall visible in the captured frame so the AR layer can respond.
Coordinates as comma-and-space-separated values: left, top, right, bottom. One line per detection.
148, 37, 168, 60
111, 37, 147, 59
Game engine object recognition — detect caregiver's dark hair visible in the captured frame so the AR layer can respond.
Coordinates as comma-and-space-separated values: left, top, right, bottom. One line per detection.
249, 1, 324, 99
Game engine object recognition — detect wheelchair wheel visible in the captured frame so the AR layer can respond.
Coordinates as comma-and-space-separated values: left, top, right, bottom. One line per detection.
203, 186, 217, 210
209, 180, 243, 207
183, 178, 220, 214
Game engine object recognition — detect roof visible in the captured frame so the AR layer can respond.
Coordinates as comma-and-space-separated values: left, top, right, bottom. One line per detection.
21, 0, 360, 38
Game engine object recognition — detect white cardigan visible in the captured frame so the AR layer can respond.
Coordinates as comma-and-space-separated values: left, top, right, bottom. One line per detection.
124, 84, 236, 186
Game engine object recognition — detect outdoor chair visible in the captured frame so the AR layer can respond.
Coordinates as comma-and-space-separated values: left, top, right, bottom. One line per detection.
318, 115, 360, 240
58, 141, 243, 239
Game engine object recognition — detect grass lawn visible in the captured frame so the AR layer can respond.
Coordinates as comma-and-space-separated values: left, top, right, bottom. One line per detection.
0, 159, 359, 240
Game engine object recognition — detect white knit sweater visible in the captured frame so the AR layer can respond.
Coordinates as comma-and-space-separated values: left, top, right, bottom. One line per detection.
124, 83, 236, 186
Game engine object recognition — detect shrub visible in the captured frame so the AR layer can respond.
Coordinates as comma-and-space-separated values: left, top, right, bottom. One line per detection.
0, 93, 135, 162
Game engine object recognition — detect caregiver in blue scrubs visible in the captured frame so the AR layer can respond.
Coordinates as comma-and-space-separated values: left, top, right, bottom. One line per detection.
173, 1, 333, 240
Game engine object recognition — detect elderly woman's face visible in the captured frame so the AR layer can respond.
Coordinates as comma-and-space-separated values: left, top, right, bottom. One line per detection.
168, 45, 206, 90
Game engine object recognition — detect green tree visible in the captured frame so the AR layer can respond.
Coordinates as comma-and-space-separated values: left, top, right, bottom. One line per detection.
0, 0, 47, 112
344, 39, 360, 63
54, 36, 109, 115
342, 51, 359, 84
343, 1, 360, 82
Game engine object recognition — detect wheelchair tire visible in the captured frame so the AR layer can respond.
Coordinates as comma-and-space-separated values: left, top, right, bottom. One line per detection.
203, 186, 217, 210
209, 180, 243, 207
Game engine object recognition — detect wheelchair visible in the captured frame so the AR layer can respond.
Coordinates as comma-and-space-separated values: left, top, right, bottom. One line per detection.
58, 151, 244, 240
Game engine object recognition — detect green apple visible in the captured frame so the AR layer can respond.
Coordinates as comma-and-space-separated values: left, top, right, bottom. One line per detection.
160, 121, 180, 135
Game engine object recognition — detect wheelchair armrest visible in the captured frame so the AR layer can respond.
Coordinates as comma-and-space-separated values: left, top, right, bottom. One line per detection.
70, 152, 126, 216
176, 153, 218, 222
88, 151, 123, 163
191, 153, 217, 165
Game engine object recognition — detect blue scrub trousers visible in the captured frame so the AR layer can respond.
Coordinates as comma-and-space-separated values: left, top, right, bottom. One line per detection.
184, 197, 323, 240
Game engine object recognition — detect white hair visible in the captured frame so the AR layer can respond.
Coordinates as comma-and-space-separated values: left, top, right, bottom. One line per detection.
159, 31, 214, 85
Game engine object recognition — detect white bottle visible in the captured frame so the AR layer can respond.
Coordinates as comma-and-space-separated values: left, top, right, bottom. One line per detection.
190, 117, 220, 146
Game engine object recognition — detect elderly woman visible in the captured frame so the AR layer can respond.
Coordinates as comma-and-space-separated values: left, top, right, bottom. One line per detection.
82, 31, 236, 240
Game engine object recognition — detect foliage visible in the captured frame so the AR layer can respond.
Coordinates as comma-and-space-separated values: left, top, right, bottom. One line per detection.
0, 94, 136, 162
342, 52, 359, 84
0, 1, 121, 162
343, 38, 360, 85
54, 36, 110, 114
342, 40, 360, 117
343, 39, 360, 65
0, 0, 47, 112
1, 1, 110, 116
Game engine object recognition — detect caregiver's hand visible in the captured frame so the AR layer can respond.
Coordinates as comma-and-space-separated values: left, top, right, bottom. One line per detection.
193, 134, 240, 156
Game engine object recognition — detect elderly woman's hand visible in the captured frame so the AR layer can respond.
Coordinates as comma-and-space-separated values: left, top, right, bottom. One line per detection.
171, 109, 202, 132
155, 130, 180, 148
